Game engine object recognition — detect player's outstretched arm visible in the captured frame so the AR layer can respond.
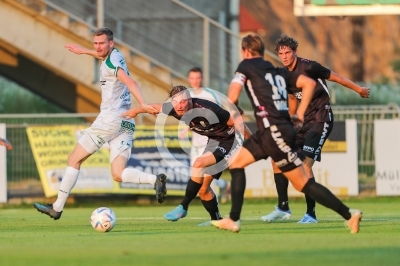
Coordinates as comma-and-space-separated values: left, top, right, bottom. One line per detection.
116, 68, 158, 115
64, 44, 102, 59
0, 138, 12, 151
328, 71, 370, 98
122, 103, 162, 119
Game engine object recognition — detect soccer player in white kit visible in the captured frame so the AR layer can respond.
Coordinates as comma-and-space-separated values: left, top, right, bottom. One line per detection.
33, 28, 167, 220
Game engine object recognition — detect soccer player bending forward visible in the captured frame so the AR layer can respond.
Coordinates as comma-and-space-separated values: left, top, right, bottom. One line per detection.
122, 85, 251, 226
211, 33, 362, 233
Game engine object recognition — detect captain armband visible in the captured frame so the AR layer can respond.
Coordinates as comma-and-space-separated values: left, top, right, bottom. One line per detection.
231, 72, 246, 86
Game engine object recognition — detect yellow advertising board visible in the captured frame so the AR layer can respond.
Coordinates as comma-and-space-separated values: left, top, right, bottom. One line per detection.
27, 125, 191, 198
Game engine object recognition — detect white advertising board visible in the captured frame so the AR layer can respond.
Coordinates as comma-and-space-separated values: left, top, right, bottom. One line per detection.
374, 119, 400, 196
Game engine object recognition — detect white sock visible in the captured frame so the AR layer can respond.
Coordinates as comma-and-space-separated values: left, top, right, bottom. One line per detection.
53, 166, 79, 212
121, 168, 156, 185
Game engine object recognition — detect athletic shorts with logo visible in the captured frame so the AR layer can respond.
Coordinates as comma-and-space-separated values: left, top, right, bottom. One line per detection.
243, 123, 303, 172
79, 114, 136, 162
295, 121, 333, 162
201, 134, 242, 179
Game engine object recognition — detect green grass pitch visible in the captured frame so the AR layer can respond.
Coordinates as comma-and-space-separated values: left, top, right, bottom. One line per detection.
1, 197, 399, 266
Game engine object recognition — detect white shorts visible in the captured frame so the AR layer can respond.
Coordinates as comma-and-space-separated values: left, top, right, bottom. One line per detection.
78, 116, 135, 162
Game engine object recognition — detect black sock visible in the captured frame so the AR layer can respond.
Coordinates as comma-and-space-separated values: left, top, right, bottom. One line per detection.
305, 177, 316, 218
229, 168, 246, 221
301, 178, 351, 220
201, 196, 222, 220
274, 172, 289, 211
180, 179, 202, 211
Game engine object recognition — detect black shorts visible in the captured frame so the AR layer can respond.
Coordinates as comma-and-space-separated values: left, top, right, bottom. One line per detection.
296, 121, 333, 162
202, 135, 242, 179
243, 123, 303, 172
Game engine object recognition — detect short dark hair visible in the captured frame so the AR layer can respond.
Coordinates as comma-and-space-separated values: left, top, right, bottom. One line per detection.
241, 34, 265, 56
93, 27, 114, 41
188, 67, 202, 76
274, 34, 298, 52
169, 85, 190, 98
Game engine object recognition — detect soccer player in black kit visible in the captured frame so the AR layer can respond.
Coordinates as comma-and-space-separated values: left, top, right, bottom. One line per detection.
262, 35, 370, 224
122, 85, 250, 225
211, 33, 362, 233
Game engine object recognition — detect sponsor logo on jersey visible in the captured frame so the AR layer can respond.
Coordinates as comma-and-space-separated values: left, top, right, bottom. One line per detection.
120, 91, 130, 99
120, 121, 136, 134
303, 145, 314, 152
191, 126, 214, 132
293, 91, 302, 100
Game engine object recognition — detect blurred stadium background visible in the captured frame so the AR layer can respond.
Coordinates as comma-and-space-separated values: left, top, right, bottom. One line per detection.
1, 0, 400, 200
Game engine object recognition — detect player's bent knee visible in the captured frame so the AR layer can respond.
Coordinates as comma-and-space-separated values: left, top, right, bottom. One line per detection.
282, 166, 309, 191
198, 187, 207, 198
192, 159, 207, 169
111, 171, 123, 182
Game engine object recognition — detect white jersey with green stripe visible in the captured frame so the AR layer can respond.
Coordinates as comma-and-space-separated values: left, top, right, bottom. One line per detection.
189, 87, 221, 147
99, 48, 131, 116
89, 48, 135, 137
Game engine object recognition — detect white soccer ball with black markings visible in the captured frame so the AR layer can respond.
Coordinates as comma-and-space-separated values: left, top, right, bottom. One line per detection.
90, 207, 116, 232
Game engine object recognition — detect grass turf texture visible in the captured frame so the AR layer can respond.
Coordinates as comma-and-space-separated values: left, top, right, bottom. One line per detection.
0, 198, 399, 266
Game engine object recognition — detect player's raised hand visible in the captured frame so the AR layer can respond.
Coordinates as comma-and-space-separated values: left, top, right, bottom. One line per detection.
64, 44, 86, 55
359, 87, 370, 98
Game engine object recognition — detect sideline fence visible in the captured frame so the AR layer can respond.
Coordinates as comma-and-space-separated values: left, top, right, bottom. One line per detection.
2, 104, 400, 196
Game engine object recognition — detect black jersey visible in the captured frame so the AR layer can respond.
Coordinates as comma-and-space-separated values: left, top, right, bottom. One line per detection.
162, 98, 234, 141
232, 57, 300, 131
288, 57, 334, 123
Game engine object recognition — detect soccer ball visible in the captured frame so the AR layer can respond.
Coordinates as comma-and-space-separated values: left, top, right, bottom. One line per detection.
90, 207, 116, 232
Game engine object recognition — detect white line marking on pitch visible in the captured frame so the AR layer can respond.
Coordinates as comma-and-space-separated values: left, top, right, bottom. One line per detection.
117, 217, 400, 222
